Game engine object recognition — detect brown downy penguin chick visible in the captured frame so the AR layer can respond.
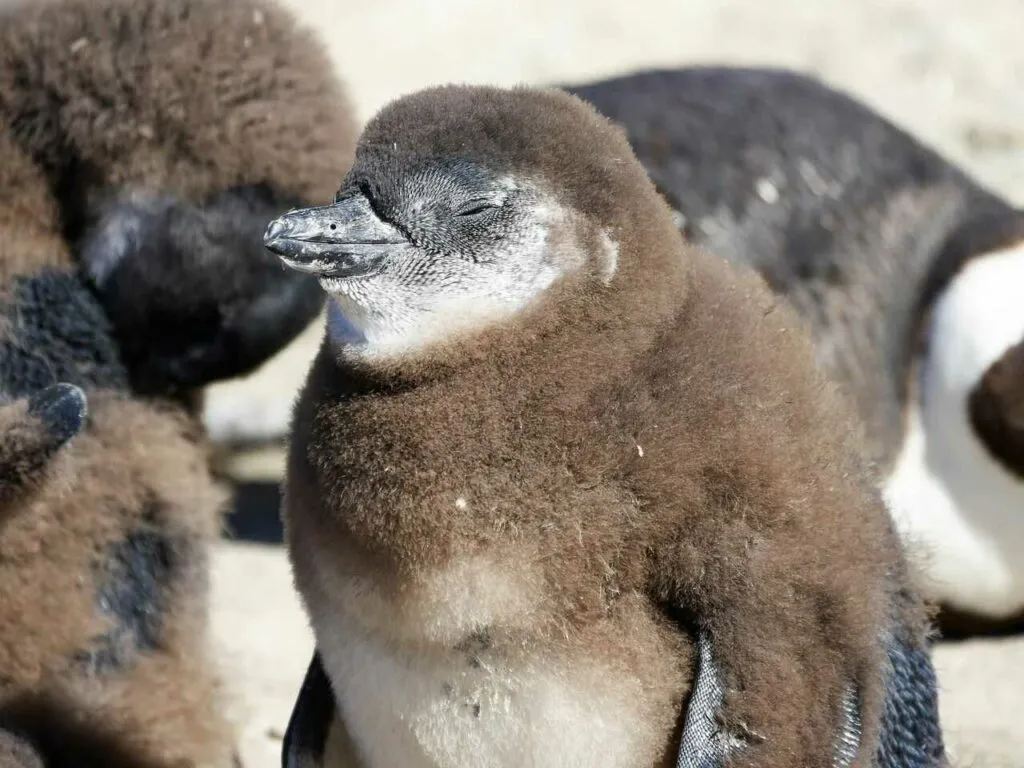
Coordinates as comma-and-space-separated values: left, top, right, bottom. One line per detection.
0, 0, 357, 397
267, 85, 940, 768
564, 67, 1024, 628
0, 265, 236, 767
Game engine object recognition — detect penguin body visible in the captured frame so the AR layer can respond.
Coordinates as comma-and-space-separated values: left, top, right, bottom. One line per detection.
565, 66, 1024, 622
269, 85, 943, 768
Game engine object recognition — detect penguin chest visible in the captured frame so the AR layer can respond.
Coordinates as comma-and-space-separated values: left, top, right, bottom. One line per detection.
318, 621, 670, 768
311, 554, 683, 768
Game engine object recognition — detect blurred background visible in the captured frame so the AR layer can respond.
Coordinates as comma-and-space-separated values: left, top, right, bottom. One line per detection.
205, 2, 1024, 767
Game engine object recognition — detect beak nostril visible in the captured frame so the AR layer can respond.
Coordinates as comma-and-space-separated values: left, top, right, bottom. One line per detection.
264, 218, 288, 243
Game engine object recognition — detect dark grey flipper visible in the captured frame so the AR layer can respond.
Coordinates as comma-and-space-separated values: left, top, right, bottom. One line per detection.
675, 631, 741, 767
873, 630, 946, 767
676, 630, 861, 768
0, 384, 87, 502
283, 652, 336, 768
679, 629, 943, 768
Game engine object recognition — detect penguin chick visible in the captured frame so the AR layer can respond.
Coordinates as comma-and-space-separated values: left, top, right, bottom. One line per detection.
0, 0, 355, 762
0, 0, 358, 392
0, 394, 236, 768
0, 271, 236, 768
0, 384, 87, 506
269, 85, 927, 768
564, 66, 1024, 623
0, 0, 353, 215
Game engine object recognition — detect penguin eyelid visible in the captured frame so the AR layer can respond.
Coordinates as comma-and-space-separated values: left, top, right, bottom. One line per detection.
454, 199, 502, 218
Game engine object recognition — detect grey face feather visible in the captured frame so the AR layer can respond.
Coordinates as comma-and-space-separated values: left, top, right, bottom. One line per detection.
265, 160, 581, 357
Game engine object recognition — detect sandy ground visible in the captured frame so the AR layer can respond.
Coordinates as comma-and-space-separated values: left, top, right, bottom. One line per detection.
209, 1, 1024, 767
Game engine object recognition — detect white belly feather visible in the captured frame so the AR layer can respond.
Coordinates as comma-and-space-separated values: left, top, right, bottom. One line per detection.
318, 618, 652, 768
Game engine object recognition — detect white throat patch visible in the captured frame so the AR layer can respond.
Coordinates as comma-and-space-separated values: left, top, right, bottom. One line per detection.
323, 200, 591, 361
884, 239, 1024, 617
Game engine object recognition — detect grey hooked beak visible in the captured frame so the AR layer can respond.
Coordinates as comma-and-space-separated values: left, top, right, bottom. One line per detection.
263, 195, 407, 279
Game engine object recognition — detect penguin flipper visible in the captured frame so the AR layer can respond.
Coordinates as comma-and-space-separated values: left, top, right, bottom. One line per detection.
677, 629, 862, 768
282, 652, 337, 768
677, 629, 944, 768
0, 384, 88, 504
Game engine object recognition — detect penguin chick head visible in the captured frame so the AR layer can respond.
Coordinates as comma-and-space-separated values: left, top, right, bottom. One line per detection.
265, 85, 673, 359
79, 184, 325, 395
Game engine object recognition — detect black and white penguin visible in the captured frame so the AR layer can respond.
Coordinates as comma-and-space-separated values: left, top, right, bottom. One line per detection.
267, 84, 944, 768
565, 66, 1024, 627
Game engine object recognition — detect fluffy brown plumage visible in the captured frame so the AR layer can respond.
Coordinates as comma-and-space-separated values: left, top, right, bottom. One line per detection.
280, 85, 922, 767
563, 68, 1024, 632
0, 0, 352, 229
0, 390, 233, 767
0, 0, 356, 764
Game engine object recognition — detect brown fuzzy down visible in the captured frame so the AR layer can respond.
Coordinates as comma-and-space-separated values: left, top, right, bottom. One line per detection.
0, 0, 355, 217
286, 86, 911, 767
0, 392, 234, 767
0, 132, 70, 282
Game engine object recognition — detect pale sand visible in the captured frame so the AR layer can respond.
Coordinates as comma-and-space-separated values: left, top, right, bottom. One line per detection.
210, 2, 1024, 766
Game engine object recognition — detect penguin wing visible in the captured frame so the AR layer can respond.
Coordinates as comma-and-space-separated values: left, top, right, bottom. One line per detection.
282, 652, 340, 768
0, 383, 87, 504
677, 630, 861, 768
680, 628, 945, 768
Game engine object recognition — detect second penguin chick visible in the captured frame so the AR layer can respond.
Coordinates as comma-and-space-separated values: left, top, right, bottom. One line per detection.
269, 85, 929, 767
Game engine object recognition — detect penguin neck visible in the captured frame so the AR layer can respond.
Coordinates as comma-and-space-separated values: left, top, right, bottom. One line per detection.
884, 240, 1024, 616
322, 252, 689, 390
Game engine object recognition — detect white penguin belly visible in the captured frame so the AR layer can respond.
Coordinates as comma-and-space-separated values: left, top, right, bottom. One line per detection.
315, 606, 666, 768
884, 242, 1024, 617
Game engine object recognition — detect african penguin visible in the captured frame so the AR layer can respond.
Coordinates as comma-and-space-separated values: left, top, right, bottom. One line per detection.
564, 66, 1024, 627
267, 84, 945, 768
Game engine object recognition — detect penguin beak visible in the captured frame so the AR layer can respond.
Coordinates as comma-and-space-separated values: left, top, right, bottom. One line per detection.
263, 195, 406, 279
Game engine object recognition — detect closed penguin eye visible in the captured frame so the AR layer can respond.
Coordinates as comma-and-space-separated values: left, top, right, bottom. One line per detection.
454, 199, 500, 218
